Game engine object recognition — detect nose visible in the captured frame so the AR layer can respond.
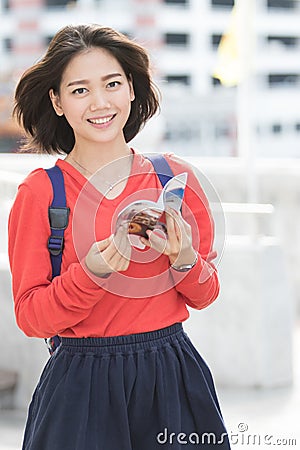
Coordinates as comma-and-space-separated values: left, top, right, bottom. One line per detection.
90, 89, 111, 111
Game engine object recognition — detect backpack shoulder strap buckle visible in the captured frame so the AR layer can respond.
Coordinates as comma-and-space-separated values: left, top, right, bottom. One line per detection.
47, 235, 64, 256
47, 206, 70, 256
48, 206, 70, 230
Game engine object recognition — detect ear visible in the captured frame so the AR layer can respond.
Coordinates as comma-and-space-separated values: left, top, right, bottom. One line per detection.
128, 76, 135, 102
49, 89, 64, 116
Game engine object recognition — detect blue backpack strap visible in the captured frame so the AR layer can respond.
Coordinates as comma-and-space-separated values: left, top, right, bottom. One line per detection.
45, 165, 70, 354
46, 166, 70, 278
145, 153, 174, 187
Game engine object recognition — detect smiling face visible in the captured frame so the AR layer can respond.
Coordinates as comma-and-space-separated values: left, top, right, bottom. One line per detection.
49, 47, 135, 151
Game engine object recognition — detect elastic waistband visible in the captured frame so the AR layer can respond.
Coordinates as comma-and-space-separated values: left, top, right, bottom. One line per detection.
60, 323, 184, 354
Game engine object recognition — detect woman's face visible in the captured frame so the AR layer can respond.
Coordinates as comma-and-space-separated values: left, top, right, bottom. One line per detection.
49, 47, 135, 150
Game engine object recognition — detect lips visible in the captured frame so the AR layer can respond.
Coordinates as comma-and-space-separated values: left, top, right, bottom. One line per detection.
87, 114, 116, 125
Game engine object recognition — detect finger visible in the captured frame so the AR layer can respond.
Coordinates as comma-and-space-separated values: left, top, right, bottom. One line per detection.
168, 208, 188, 233
180, 214, 192, 235
166, 206, 187, 227
140, 236, 150, 247
101, 225, 128, 262
100, 247, 122, 271
106, 253, 126, 271
103, 241, 130, 269
113, 224, 130, 250
165, 210, 182, 246
110, 238, 132, 264
166, 205, 180, 219
117, 258, 130, 272
167, 207, 192, 243
146, 230, 167, 255
106, 227, 132, 269
114, 223, 129, 239
113, 227, 132, 260
104, 243, 131, 271
96, 235, 113, 252
95, 247, 114, 271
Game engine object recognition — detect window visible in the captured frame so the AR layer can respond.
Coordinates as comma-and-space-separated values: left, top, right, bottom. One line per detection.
211, 0, 234, 8
267, 35, 298, 47
0, 136, 19, 153
268, 74, 299, 87
164, 0, 188, 5
164, 125, 200, 142
164, 33, 190, 47
211, 34, 222, 50
267, 0, 296, 9
120, 31, 133, 40
45, 0, 77, 7
272, 124, 282, 134
45, 36, 54, 46
211, 77, 222, 86
166, 75, 191, 86
215, 123, 231, 139
3, 38, 13, 52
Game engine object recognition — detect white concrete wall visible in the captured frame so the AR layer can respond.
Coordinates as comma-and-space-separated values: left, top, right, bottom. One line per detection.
0, 267, 48, 409
185, 235, 294, 389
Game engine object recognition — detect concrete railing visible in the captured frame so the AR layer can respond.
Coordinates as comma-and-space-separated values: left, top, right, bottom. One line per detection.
222, 202, 275, 237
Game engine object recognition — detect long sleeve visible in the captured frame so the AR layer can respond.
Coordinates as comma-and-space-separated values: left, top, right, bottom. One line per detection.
8, 169, 108, 338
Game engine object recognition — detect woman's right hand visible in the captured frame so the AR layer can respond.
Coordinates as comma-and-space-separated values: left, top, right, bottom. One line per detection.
85, 225, 132, 277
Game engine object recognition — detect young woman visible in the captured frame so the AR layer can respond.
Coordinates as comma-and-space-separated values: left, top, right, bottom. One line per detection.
9, 24, 230, 449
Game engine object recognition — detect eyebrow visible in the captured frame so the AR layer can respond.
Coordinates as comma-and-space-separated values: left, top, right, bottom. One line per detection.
66, 73, 123, 87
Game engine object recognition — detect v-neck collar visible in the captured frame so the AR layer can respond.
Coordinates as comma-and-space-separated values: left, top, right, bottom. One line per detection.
56, 148, 146, 205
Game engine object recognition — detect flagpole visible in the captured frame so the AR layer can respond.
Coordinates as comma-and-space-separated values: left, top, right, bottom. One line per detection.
236, 0, 257, 203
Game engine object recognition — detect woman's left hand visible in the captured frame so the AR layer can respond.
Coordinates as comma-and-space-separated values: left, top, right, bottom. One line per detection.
140, 207, 197, 267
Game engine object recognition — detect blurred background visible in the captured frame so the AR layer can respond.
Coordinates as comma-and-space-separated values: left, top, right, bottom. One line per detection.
0, 0, 299, 449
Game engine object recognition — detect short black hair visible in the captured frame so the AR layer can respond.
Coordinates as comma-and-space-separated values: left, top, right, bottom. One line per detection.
13, 24, 160, 154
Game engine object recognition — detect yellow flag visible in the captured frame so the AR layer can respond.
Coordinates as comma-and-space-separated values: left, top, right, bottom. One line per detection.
213, 5, 240, 87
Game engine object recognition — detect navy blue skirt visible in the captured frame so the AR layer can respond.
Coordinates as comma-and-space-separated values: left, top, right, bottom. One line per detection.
23, 323, 230, 449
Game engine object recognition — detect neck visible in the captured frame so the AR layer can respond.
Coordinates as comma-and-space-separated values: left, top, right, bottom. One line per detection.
65, 143, 134, 185
69, 142, 132, 171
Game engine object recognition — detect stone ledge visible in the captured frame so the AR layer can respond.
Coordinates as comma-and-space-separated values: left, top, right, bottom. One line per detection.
0, 369, 18, 391
0, 369, 18, 409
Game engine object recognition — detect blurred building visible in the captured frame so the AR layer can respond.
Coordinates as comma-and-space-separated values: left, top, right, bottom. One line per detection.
0, 0, 299, 157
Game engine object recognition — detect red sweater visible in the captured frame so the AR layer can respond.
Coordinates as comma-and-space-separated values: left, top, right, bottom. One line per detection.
8, 151, 220, 338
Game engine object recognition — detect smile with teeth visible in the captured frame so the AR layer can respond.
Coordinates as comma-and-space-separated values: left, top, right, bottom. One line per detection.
88, 115, 115, 125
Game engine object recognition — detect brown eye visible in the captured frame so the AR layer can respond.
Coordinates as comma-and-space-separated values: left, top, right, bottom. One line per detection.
107, 81, 121, 89
72, 87, 88, 94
